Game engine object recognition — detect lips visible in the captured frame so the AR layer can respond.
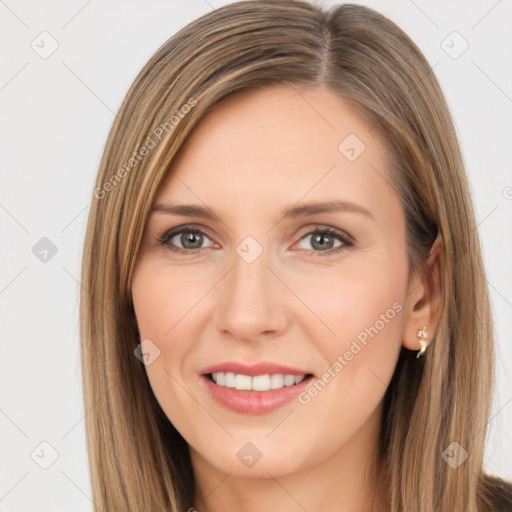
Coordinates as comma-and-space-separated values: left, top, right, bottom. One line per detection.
201, 361, 312, 377
199, 362, 314, 415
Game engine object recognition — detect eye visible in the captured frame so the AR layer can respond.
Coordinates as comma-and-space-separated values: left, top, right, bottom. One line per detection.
156, 225, 354, 257
157, 226, 214, 255
295, 226, 354, 256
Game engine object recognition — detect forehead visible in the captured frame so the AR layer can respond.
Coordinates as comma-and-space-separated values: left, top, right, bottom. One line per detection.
155, 85, 394, 216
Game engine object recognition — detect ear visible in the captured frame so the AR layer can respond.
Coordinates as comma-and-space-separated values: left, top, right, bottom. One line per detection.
402, 236, 443, 353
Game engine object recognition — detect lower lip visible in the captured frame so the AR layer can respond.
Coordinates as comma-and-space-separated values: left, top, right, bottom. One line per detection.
201, 375, 312, 415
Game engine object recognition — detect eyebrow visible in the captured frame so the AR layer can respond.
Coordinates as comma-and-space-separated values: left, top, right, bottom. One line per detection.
151, 200, 373, 220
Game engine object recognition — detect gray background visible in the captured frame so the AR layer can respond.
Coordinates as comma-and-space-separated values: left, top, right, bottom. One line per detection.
1, 0, 510, 510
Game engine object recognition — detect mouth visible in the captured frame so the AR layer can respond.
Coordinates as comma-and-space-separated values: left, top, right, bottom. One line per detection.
199, 362, 315, 415
206, 372, 313, 391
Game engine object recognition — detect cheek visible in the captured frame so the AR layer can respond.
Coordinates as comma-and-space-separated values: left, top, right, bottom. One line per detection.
291, 255, 407, 404
131, 259, 210, 342
131, 260, 211, 436
292, 256, 407, 346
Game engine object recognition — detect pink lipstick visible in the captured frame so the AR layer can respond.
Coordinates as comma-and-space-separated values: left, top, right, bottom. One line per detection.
199, 362, 314, 415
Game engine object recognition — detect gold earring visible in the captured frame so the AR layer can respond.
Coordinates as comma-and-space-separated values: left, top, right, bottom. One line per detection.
416, 326, 428, 359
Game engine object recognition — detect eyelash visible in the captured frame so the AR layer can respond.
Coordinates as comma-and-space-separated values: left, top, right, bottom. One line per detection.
155, 225, 355, 257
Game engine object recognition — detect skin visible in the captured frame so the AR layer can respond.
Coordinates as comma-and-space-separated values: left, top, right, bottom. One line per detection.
131, 85, 441, 512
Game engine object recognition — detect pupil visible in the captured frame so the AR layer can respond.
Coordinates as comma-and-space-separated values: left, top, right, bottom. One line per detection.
182, 232, 202, 249
313, 234, 332, 250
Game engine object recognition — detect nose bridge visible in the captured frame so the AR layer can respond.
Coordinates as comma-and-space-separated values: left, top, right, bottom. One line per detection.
214, 237, 287, 340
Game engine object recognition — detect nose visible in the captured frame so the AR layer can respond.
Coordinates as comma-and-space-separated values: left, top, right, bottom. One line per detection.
213, 247, 290, 342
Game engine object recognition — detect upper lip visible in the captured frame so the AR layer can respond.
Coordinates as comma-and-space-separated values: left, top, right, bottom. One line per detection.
200, 362, 313, 377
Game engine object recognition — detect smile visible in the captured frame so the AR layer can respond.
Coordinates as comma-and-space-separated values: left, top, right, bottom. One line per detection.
209, 372, 306, 391
199, 362, 314, 415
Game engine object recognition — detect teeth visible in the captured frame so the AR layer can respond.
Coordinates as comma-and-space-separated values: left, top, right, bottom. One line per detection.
252, 374, 270, 391
270, 374, 284, 389
225, 372, 236, 388
284, 374, 295, 386
235, 374, 252, 390
211, 372, 307, 391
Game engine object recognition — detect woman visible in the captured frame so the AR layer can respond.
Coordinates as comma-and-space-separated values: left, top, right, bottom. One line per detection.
80, 1, 512, 510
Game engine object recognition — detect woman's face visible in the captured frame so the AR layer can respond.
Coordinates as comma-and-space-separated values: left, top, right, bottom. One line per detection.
131, 85, 411, 479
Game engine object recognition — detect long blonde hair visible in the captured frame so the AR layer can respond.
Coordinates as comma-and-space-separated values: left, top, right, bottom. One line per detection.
80, 1, 510, 510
